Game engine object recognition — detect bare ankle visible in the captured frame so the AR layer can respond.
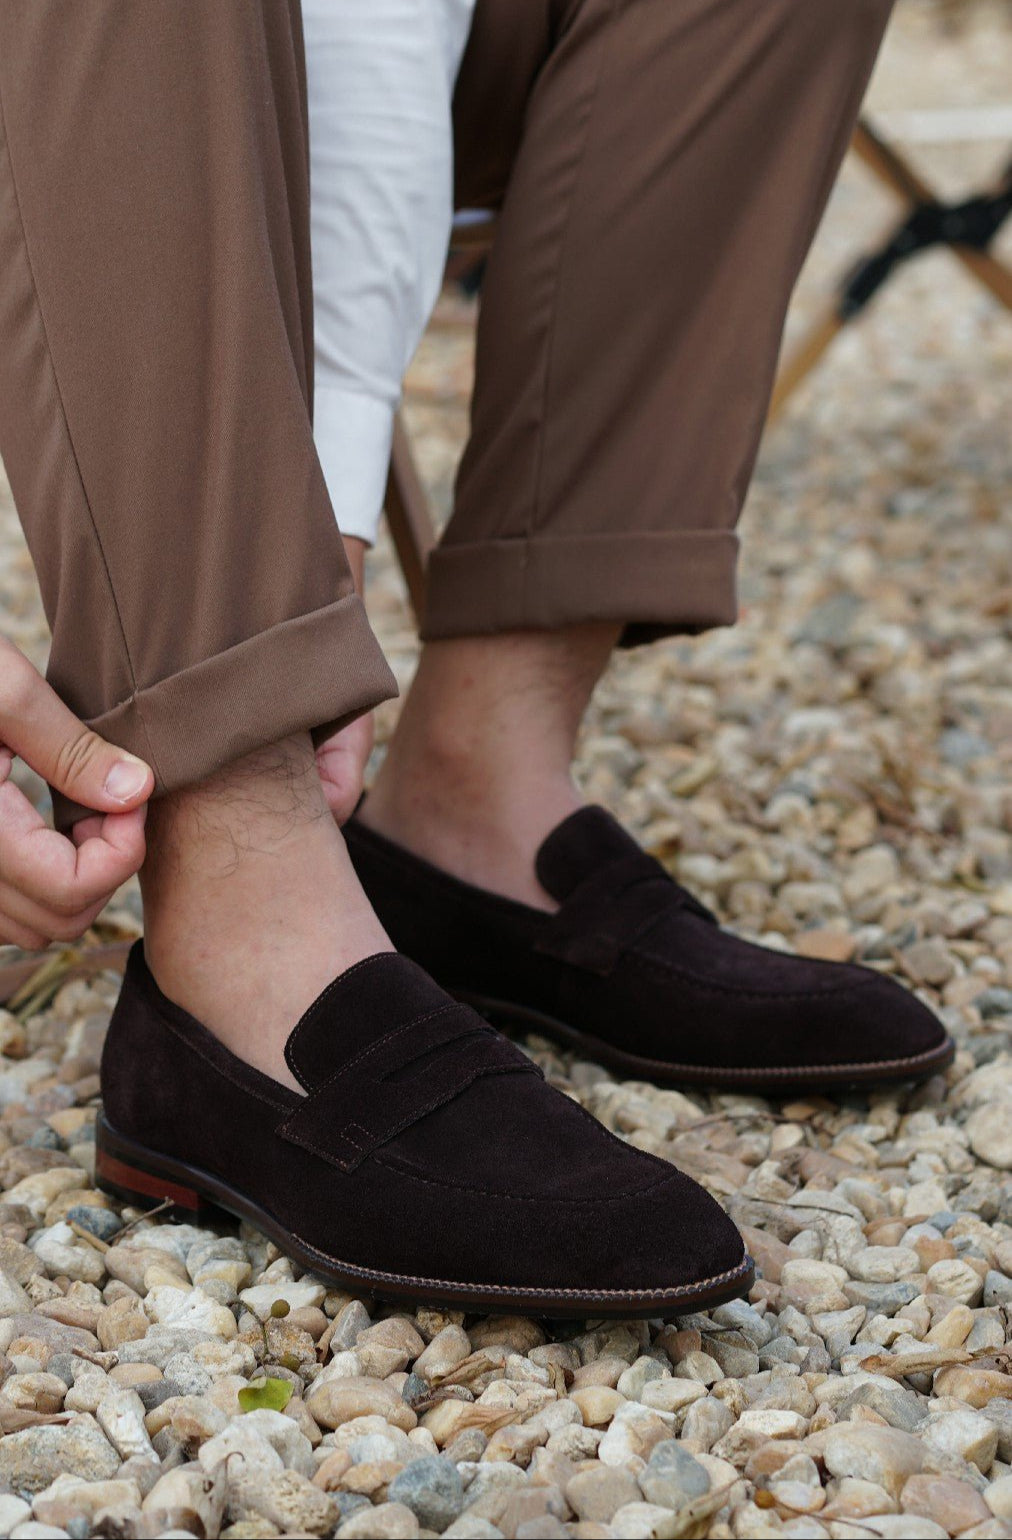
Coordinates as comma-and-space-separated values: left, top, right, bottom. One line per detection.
141, 734, 390, 1087
364, 626, 617, 906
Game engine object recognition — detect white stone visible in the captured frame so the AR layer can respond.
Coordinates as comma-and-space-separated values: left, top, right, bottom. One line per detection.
966, 1099, 1012, 1170
28, 1223, 105, 1285
609, 1500, 686, 1538
921, 1409, 998, 1472
96, 1386, 156, 1461
0, 1497, 30, 1537
144, 1284, 238, 1337
199, 1407, 315, 1476
846, 1247, 919, 1284
239, 1278, 326, 1316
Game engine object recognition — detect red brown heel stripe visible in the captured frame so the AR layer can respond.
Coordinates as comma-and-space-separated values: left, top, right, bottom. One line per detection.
97, 1149, 202, 1212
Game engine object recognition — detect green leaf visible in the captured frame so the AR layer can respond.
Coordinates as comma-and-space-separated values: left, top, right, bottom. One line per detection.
238, 1376, 293, 1414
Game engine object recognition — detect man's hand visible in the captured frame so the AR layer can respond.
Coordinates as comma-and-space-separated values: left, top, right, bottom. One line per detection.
317, 534, 375, 824
0, 638, 154, 949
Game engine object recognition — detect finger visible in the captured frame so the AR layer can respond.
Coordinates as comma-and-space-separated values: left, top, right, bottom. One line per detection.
0, 880, 105, 944
0, 782, 145, 913
0, 642, 153, 812
70, 815, 105, 847
0, 918, 49, 950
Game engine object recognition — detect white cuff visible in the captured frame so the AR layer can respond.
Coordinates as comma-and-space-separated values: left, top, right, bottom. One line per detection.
314, 385, 395, 546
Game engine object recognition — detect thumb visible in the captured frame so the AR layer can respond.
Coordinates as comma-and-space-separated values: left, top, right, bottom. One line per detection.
0, 647, 154, 812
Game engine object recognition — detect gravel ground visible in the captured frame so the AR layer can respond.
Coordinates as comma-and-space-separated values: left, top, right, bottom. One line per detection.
0, 3, 1010, 1536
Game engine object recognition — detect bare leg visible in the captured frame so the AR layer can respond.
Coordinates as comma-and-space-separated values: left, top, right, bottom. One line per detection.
141, 731, 391, 1091
361, 625, 617, 909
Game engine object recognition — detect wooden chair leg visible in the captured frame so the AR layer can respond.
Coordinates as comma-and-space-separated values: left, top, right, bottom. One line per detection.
852, 120, 1012, 311
771, 118, 1012, 419
383, 411, 439, 624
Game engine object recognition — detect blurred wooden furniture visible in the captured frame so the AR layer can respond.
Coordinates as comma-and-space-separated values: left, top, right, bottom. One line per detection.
770, 117, 1012, 417
384, 118, 1012, 622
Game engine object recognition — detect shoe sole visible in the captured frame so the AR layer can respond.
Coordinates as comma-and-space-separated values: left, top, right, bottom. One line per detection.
95, 1115, 754, 1320
454, 991, 956, 1094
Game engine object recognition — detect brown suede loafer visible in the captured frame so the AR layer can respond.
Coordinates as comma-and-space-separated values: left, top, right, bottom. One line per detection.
96, 943, 751, 1318
345, 806, 955, 1094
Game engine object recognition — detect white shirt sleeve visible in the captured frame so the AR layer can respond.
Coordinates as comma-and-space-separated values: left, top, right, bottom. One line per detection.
303, 0, 475, 546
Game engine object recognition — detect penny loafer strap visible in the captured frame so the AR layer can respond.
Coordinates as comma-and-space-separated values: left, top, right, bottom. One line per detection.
534, 853, 716, 976
278, 1004, 541, 1171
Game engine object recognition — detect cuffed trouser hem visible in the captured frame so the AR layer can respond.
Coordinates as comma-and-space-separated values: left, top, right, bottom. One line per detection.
54, 595, 396, 828
420, 530, 739, 644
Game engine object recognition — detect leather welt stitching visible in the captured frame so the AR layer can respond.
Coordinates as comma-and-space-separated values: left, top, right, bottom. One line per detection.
605, 1043, 952, 1078
286, 1234, 752, 1301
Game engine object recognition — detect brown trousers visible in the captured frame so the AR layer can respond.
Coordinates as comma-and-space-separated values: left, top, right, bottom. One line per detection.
0, 0, 892, 801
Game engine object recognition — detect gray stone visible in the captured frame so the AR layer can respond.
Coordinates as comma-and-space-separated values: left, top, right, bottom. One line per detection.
836, 1382, 927, 1433
387, 1455, 464, 1532
759, 1335, 806, 1367
983, 1269, 1012, 1307
136, 1378, 180, 1412
44, 1354, 75, 1388
843, 1281, 922, 1315
162, 1353, 213, 1397
334, 1492, 373, 1523
64, 1207, 121, 1243
638, 1440, 710, 1512
706, 1331, 760, 1378
709, 1300, 774, 1348
977, 988, 1012, 1021
116, 1326, 216, 1367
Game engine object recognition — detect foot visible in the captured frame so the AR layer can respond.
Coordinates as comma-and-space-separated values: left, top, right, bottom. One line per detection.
345, 805, 955, 1093
97, 943, 751, 1317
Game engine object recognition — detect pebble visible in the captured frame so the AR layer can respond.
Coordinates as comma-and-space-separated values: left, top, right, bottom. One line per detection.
142, 1466, 226, 1536
0, 1414, 119, 1494
414, 1325, 471, 1382
563, 1465, 638, 1523
966, 1102, 1012, 1170
822, 1425, 924, 1499
387, 1456, 464, 1531
921, 1408, 998, 1472
228, 1467, 338, 1537
338, 1501, 421, 1538
637, 1440, 710, 1511
238, 1278, 326, 1317
901, 1474, 992, 1535
925, 1258, 985, 1305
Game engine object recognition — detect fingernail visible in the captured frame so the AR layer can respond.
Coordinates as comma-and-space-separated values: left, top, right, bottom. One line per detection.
104, 758, 150, 802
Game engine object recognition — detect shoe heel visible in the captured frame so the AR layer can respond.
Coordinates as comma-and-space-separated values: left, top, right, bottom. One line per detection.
95, 1117, 219, 1219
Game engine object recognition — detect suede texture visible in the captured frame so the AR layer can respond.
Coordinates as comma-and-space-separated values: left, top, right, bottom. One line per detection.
345, 807, 952, 1079
100, 943, 745, 1295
